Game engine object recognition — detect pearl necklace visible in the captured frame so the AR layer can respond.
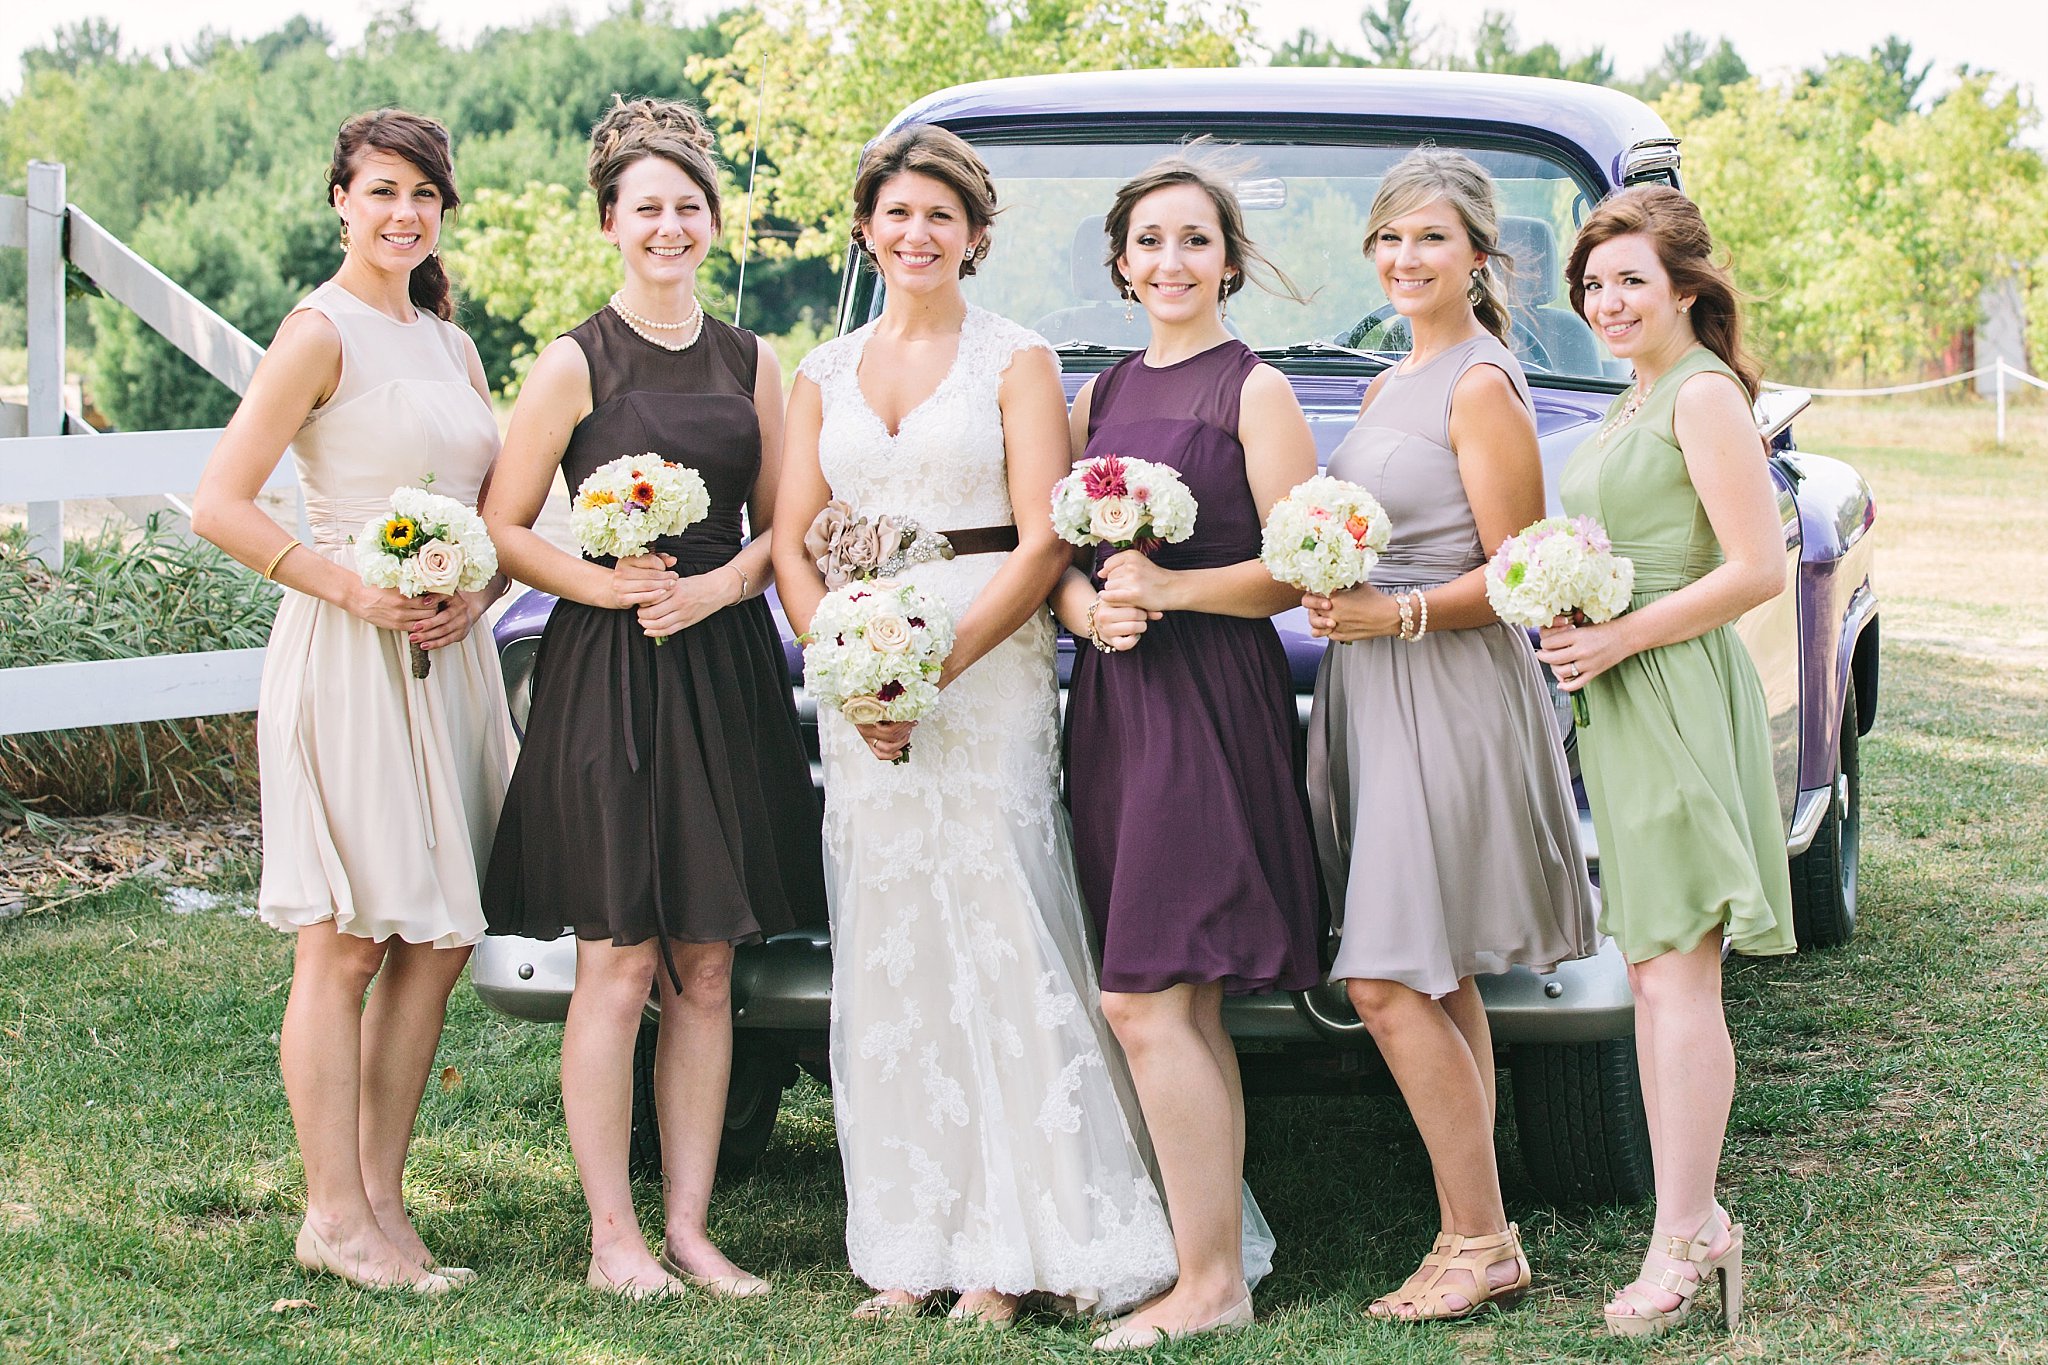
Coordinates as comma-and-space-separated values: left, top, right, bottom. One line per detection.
1596, 375, 1655, 447
608, 291, 705, 351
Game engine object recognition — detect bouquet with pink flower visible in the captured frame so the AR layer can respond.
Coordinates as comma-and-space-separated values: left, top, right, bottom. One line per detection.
1485, 515, 1634, 726
800, 579, 956, 764
1260, 475, 1393, 595
1049, 453, 1197, 553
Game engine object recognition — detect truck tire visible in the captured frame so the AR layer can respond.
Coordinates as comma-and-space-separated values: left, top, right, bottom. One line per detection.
1510, 1038, 1652, 1206
1791, 675, 1860, 949
629, 1017, 793, 1181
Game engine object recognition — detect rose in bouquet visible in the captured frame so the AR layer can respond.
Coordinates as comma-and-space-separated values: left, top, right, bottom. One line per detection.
1050, 453, 1197, 553
355, 482, 498, 679
1484, 515, 1634, 726
800, 579, 955, 765
570, 453, 711, 643
1260, 475, 1393, 596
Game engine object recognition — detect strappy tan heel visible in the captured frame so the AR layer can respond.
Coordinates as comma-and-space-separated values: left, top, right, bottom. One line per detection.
1604, 1210, 1744, 1338
1368, 1224, 1531, 1322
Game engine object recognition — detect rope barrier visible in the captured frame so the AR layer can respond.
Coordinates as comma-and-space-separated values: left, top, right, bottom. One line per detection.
1763, 357, 2041, 445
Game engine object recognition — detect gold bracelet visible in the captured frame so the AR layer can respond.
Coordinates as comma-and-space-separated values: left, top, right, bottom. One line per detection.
730, 564, 750, 600
262, 541, 301, 581
1084, 599, 1114, 654
1396, 590, 1415, 641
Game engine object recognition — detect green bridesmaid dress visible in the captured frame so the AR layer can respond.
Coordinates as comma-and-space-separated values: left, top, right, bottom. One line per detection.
1558, 346, 1795, 962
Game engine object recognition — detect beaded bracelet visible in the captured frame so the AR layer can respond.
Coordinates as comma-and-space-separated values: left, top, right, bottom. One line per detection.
1396, 590, 1415, 641
1410, 590, 1430, 642
1084, 599, 1115, 654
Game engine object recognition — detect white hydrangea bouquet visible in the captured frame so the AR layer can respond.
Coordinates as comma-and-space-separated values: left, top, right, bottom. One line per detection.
1050, 453, 1197, 553
570, 453, 711, 644
800, 579, 955, 765
354, 482, 498, 679
1260, 475, 1393, 596
1484, 515, 1635, 727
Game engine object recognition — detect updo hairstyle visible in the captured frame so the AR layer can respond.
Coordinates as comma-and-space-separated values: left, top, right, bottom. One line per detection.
1566, 185, 1760, 398
588, 96, 724, 233
1102, 141, 1308, 306
850, 125, 999, 277
328, 109, 461, 321
1363, 148, 1515, 343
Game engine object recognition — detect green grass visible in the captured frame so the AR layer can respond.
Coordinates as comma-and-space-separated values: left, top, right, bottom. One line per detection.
3, 407, 2046, 1361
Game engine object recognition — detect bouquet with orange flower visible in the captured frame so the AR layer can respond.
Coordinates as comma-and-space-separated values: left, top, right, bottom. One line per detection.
570, 454, 711, 644
354, 482, 497, 679
1260, 475, 1392, 595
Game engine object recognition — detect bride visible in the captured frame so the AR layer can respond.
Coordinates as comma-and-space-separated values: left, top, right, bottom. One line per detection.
773, 124, 1186, 1325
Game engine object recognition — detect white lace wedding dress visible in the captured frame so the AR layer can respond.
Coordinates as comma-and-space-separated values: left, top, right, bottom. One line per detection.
799, 306, 1206, 1313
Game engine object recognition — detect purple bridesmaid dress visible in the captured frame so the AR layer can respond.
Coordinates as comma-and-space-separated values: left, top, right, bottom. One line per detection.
1063, 340, 1322, 995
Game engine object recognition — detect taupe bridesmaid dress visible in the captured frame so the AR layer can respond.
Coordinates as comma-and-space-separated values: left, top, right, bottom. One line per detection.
1308, 332, 1596, 996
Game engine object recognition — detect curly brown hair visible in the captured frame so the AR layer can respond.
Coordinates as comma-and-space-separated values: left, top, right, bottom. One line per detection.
1567, 185, 1760, 399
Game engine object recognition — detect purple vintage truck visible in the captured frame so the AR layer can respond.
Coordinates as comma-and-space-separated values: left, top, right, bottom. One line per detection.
476, 68, 1880, 1205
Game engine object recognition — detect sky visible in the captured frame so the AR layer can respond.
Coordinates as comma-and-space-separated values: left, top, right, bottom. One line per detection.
3, 0, 2045, 109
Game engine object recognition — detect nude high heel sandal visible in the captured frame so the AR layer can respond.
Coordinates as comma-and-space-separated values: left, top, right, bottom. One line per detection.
1604, 1210, 1744, 1338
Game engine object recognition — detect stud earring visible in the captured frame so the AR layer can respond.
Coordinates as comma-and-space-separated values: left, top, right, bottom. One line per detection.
1679, 303, 1691, 314
1123, 284, 1136, 324
1468, 267, 1484, 305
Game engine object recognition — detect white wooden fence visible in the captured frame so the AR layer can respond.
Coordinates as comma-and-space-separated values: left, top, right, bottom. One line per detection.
0, 159, 292, 738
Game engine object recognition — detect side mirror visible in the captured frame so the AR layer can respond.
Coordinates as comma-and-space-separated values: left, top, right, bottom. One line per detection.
1619, 138, 1682, 188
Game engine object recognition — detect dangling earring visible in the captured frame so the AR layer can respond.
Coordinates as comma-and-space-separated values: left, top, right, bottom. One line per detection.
339, 220, 351, 250
1467, 267, 1484, 305
1123, 284, 1136, 324
1221, 269, 1235, 319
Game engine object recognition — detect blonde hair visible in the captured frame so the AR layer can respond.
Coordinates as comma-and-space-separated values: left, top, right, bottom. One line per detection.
1364, 148, 1514, 343
851, 125, 999, 277
587, 95, 722, 232
1103, 141, 1308, 306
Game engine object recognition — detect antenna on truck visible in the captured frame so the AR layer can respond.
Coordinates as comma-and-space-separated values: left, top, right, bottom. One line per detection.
733, 61, 769, 327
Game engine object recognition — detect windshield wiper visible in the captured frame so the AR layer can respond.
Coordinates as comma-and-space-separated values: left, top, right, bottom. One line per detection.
1253, 341, 1392, 365
1050, 341, 1137, 356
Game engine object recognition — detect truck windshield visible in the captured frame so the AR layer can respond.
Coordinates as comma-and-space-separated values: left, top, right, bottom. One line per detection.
935, 138, 1625, 382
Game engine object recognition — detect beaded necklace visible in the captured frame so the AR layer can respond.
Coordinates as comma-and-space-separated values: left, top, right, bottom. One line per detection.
608, 291, 705, 352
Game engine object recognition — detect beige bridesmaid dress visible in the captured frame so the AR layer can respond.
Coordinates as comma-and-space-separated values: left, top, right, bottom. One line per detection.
255, 280, 512, 947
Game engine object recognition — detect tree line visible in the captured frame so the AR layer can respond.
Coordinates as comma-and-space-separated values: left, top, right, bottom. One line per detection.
1, 1, 2041, 435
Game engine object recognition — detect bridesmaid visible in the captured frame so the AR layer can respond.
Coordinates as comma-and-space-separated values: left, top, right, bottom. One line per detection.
192, 110, 508, 1292
479, 97, 822, 1299
1302, 148, 1596, 1321
1052, 150, 1321, 1350
1537, 185, 1792, 1338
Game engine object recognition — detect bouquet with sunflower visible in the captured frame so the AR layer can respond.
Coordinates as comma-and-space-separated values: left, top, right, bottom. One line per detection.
570, 455, 711, 645
355, 482, 499, 678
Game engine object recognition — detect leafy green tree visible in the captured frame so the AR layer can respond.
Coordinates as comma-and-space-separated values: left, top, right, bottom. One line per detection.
691, 0, 1252, 261
87, 184, 312, 430
1636, 31, 1748, 113
1268, 28, 1368, 68
1361, 0, 1433, 68
1456, 11, 1611, 85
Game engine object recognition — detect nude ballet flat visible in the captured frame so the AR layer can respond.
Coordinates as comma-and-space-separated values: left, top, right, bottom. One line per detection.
295, 1221, 457, 1295
657, 1247, 772, 1299
1091, 1290, 1253, 1351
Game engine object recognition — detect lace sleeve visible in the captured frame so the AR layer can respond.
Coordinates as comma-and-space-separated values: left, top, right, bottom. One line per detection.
796, 328, 861, 389
977, 311, 1060, 377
